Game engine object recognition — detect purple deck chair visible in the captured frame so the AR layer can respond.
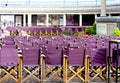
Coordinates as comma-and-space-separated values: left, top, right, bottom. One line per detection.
0, 48, 21, 83
21, 46, 40, 82
41, 45, 63, 82
89, 48, 107, 81
63, 47, 89, 83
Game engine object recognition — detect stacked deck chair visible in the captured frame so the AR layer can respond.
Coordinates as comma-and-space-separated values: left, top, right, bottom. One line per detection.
63, 47, 89, 83
0, 47, 21, 83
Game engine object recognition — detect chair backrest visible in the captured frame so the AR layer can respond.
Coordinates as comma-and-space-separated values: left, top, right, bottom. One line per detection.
90, 48, 107, 66
65, 47, 85, 66
2, 40, 15, 45
2, 45, 17, 49
0, 48, 18, 66
22, 41, 33, 47
3, 36, 14, 40
42, 46, 63, 66
22, 47, 40, 66
2, 37, 15, 45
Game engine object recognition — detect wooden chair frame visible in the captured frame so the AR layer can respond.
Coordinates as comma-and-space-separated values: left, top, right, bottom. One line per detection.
41, 54, 63, 82
63, 55, 89, 83
20, 56, 41, 83
0, 56, 21, 83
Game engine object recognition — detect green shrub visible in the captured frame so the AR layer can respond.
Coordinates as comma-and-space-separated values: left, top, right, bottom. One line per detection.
113, 27, 120, 36
85, 26, 91, 34
85, 23, 96, 35
91, 23, 96, 34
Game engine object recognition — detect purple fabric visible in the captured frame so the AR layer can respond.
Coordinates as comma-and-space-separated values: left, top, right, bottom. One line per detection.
22, 47, 40, 66
42, 46, 63, 66
2, 40, 15, 45
6, 27, 18, 32
2, 45, 16, 49
90, 48, 107, 66
65, 47, 85, 66
22, 41, 33, 47
0, 48, 18, 66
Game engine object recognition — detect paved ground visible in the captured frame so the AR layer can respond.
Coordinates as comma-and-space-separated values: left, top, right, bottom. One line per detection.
1, 77, 119, 83
1, 74, 120, 83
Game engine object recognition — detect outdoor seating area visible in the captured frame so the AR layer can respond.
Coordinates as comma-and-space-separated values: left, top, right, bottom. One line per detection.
0, 0, 120, 82
0, 35, 120, 83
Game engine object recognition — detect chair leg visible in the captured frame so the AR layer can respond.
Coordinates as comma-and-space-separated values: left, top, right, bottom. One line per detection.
41, 55, 46, 82
18, 56, 22, 83
63, 55, 68, 83
85, 56, 90, 83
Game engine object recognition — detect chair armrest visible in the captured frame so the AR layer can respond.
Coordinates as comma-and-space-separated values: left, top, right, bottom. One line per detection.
64, 55, 68, 58
86, 55, 90, 58
18, 54, 22, 57
41, 54, 46, 58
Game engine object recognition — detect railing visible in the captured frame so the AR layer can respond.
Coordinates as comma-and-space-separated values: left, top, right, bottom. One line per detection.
0, 0, 120, 7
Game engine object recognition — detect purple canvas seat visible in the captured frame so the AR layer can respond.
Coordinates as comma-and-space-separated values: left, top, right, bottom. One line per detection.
63, 47, 89, 83
21, 46, 40, 82
0, 48, 21, 83
41, 45, 63, 82
89, 48, 107, 81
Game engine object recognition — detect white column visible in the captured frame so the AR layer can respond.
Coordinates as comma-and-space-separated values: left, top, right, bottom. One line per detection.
46, 14, 49, 27
79, 14, 82, 26
63, 14, 66, 26
23, 14, 26, 26
28, 13, 32, 26
95, 14, 97, 23
101, 0, 106, 16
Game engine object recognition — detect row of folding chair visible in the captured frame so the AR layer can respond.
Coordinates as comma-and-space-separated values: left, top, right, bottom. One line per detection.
13, 35, 109, 50
0, 44, 90, 83
27, 29, 61, 36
